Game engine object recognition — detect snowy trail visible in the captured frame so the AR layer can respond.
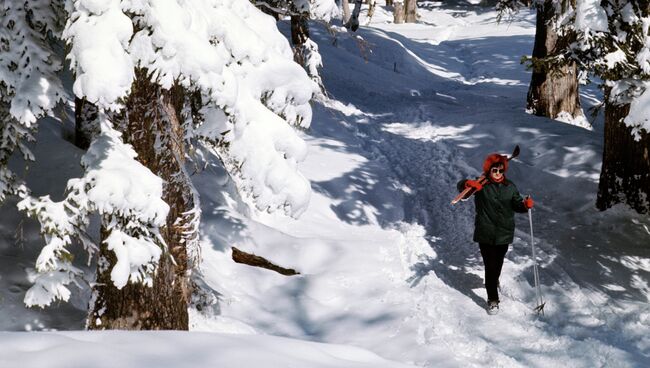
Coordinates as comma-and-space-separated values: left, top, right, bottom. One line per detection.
67, 5, 644, 366
1, 3, 648, 368
320, 91, 643, 367
303, 4, 650, 366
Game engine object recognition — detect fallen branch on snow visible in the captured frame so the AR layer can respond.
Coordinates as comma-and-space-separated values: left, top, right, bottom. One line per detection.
231, 247, 300, 276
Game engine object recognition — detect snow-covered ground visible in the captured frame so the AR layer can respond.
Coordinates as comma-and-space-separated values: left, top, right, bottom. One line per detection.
1, 2, 649, 367
0, 330, 414, 368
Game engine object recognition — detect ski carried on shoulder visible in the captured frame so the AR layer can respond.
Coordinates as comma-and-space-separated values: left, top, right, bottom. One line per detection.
451, 145, 520, 205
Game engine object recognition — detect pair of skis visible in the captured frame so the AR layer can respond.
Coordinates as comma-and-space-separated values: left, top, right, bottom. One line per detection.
451, 145, 545, 315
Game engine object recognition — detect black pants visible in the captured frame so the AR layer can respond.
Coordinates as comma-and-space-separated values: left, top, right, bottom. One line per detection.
479, 243, 509, 303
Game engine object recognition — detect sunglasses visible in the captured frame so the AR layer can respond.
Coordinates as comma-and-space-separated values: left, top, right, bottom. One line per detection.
491, 167, 504, 174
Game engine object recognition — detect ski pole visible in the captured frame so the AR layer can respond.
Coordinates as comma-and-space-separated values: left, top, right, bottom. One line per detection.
528, 205, 545, 315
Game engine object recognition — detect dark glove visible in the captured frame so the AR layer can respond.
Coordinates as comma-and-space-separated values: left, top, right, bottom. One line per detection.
523, 196, 534, 209
465, 179, 483, 191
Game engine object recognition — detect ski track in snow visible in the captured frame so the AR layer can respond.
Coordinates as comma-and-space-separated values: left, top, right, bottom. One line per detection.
324, 98, 636, 367
309, 4, 649, 367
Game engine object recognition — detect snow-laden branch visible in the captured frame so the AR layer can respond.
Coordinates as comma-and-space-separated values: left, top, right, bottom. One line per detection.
0, 0, 67, 202
117, 0, 317, 216
19, 113, 170, 306
63, 0, 134, 110
0, 0, 67, 125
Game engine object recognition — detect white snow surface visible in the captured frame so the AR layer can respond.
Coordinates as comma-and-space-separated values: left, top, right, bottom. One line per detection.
0, 330, 412, 368
1, 2, 650, 368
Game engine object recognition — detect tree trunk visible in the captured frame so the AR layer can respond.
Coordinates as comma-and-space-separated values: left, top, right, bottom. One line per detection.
394, 1, 405, 24
342, 0, 352, 24
405, 0, 417, 23
386, 0, 393, 6
74, 97, 98, 150
368, 0, 376, 21
291, 14, 310, 65
596, 92, 650, 214
87, 69, 196, 330
526, 0, 582, 119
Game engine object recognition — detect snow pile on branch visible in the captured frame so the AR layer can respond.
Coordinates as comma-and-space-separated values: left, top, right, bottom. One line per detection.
112, 0, 317, 216
0, 0, 66, 201
574, 0, 608, 33
0, 0, 66, 124
615, 80, 650, 139
63, 0, 134, 110
19, 115, 169, 306
307, 0, 340, 22
62, 0, 316, 217
78, 119, 168, 225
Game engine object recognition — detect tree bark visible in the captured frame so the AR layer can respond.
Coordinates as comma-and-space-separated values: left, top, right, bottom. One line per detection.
526, 0, 582, 119
394, 1, 405, 24
74, 97, 98, 150
597, 92, 650, 214
386, 0, 393, 6
368, 0, 376, 21
291, 14, 310, 65
405, 0, 417, 23
342, 0, 352, 24
87, 69, 196, 330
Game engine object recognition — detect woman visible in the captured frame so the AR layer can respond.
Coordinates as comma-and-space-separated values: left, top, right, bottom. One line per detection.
457, 153, 534, 315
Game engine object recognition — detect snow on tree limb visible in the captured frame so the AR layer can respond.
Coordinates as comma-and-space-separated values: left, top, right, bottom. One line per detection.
0, 0, 67, 125
63, 0, 134, 110
19, 113, 170, 305
24, 263, 83, 308
119, 0, 316, 216
64, 0, 315, 217
0, 0, 67, 202
104, 229, 162, 289
80, 117, 170, 225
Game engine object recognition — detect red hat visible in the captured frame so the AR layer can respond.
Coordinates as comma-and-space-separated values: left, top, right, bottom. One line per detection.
483, 153, 508, 173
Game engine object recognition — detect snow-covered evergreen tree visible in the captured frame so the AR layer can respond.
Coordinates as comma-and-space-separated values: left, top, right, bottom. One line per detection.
498, 0, 650, 213
567, 0, 650, 213
5, 0, 322, 329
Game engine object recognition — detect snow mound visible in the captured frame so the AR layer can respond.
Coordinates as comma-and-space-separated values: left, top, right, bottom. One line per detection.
0, 331, 414, 368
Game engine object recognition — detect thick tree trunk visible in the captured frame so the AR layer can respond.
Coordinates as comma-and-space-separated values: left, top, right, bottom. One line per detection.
74, 97, 98, 150
394, 1, 405, 24
405, 0, 417, 23
527, 1, 581, 119
597, 93, 650, 214
291, 14, 310, 65
87, 69, 196, 330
